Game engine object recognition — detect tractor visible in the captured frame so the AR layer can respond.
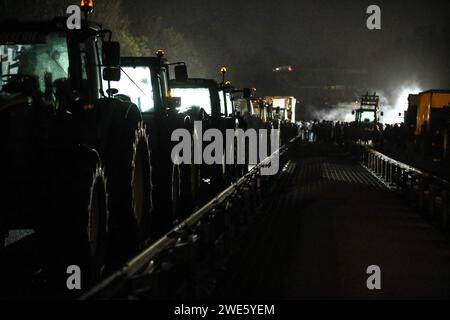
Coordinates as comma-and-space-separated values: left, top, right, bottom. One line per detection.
350, 92, 383, 145
0, 4, 152, 289
169, 74, 254, 193
110, 51, 199, 227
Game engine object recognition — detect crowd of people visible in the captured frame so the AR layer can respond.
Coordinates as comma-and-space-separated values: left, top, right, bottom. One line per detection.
299, 120, 427, 153
296, 119, 450, 180
298, 120, 444, 159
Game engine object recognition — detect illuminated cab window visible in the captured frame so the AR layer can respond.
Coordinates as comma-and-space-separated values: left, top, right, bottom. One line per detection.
219, 90, 232, 116
0, 32, 69, 95
110, 66, 154, 112
360, 111, 375, 122
171, 87, 212, 115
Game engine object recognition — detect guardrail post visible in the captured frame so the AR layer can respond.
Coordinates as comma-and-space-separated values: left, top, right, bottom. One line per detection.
378, 157, 384, 179
375, 156, 379, 175
371, 153, 375, 172
372, 154, 376, 172
379, 157, 383, 177
388, 162, 394, 185
378, 157, 383, 177
393, 165, 400, 190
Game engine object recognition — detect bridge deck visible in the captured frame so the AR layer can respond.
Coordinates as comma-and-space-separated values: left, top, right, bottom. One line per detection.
217, 143, 450, 299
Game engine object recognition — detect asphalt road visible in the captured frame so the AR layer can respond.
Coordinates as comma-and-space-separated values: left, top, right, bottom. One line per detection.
216, 143, 450, 299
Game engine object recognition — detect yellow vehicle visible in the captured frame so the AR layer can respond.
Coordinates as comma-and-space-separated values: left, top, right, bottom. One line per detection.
406, 90, 450, 158
414, 90, 450, 135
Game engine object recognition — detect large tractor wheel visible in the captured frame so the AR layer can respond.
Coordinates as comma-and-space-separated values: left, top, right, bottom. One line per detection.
189, 127, 202, 209
179, 162, 201, 217
43, 146, 109, 289
177, 123, 202, 215
170, 163, 182, 225
106, 117, 152, 265
170, 161, 197, 225
190, 163, 201, 209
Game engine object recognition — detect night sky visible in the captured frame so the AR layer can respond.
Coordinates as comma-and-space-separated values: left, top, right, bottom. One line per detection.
125, 0, 450, 118
2, 0, 450, 119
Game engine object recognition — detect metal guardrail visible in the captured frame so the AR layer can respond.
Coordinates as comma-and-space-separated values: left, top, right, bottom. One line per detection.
362, 146, 450, 230
81, 137, 298, 299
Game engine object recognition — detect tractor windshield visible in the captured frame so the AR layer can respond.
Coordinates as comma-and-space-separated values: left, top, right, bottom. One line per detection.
0, 32, 69, 96
358, 110, 376, 123
171, 87, 212, 114
114, 66, 154, 112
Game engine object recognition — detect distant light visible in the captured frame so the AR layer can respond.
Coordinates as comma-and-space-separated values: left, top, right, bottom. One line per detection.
220, 66, 228, 74
156, 49, 165, 58
80, 0, 94, 13
273, 65, 293, 73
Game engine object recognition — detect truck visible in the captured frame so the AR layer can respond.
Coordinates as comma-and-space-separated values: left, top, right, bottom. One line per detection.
414, 90, 450, 136
0, 3, 152, 288
407, 90, 450, 158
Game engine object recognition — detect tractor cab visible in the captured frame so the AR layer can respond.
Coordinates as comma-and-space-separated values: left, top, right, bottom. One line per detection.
351, 92, 383, 143
111, 51, 187, 115
170, 78, 224, 127
0, 17, 121, 112
353, 92, 381, 124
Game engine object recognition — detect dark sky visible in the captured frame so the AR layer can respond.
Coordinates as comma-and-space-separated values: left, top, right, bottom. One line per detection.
127, 0, 450, 111
2, 0, 449, 118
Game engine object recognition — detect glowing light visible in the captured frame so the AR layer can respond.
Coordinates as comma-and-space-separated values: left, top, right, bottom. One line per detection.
171, 88, 212, 114
156, 49, 165, 58
83, 104, 95, 110
219, 91, 232, 115
220, 66, 227, 74
112, 66, 154, 112
383, 85, 422, 124
80, 0, 94, 12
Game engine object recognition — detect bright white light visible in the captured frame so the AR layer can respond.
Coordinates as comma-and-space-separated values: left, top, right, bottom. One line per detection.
219, 91, 232, 115
383, 85, 422, 124
171, 88, 212, 114
112, 66, 154, 112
